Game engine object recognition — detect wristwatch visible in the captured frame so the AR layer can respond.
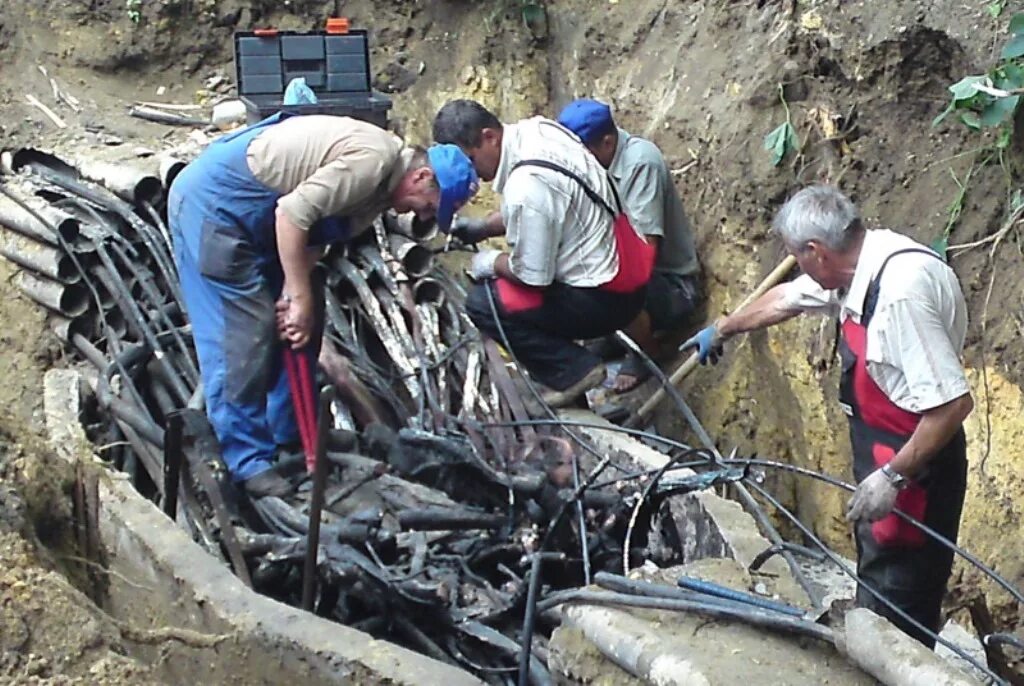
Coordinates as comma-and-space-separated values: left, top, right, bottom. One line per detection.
880, 463, 909, 490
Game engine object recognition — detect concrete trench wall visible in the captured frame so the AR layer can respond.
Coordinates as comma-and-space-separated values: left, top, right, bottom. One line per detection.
44, 368, 484, 686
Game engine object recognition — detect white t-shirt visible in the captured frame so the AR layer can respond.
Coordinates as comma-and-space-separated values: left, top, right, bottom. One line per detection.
492, 117, 620, 288
782, 229, 970, 413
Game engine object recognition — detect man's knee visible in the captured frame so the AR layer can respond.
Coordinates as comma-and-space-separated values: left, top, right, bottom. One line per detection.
465, 282, 497, 333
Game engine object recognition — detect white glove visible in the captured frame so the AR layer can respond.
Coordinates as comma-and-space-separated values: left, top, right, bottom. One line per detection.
845, 468, 899, 522
469, 249, 502, 281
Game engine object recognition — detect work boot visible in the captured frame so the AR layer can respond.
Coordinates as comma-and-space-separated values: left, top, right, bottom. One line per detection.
242, 468, 293, 499
540, 364, 606, 409
327, 428, 357, 452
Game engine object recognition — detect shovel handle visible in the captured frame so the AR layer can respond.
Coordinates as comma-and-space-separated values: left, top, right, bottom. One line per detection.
634, 255, 798, 421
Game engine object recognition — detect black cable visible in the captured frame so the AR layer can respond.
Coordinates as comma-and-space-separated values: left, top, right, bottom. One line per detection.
622, 449, 708, 572
615, 329, 822, 608
482, 418, 1024, 617
483, 281, 596, 584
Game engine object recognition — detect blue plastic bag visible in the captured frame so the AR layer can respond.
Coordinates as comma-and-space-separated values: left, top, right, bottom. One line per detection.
283, 77, 318, 106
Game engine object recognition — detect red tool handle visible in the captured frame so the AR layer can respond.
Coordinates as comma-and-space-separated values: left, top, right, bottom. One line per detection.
284, 347, 318, 473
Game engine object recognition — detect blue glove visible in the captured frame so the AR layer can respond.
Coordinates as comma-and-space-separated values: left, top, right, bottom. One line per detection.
680, 324, 722, 365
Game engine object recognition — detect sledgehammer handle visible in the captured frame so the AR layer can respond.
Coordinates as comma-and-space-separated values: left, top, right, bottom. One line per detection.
634, 255, 798, 422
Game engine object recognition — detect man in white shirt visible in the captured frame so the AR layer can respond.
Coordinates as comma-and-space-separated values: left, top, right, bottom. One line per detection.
432, 99, 654, 406
682, 185, 972, 647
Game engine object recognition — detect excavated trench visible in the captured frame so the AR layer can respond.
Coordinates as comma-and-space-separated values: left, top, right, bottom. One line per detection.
2, 0, 1024, 684
0, 135, 1000, 686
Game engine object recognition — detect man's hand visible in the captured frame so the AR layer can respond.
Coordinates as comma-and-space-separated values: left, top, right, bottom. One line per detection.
469, 249, 502, 281
450, 217, 490, 245
679, 324, 723, 365
846, 468, 899, 522
277, 284, 314, 349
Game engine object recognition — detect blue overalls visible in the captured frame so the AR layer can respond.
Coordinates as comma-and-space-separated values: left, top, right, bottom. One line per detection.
168, 113, 350, 481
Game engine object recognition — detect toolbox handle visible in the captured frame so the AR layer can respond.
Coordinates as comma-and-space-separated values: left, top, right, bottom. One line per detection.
325, 17, 349, 34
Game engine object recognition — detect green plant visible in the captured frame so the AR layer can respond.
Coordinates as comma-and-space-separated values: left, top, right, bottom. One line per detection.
989, 0, 1008, 19
933, 13, 1024, 131
126, 0, 141, 24
764, 85, 799, 166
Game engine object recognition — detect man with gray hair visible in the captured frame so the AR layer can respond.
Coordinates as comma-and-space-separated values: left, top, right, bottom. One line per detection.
681, 185, 972, 647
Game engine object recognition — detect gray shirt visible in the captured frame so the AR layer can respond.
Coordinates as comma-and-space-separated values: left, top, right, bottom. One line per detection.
609, 128, 699, 277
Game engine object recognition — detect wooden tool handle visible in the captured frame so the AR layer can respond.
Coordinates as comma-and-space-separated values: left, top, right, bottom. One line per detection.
634, 254, 798, 421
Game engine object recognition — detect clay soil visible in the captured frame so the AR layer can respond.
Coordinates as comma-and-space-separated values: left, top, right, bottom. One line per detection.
1, 0, 1024, 681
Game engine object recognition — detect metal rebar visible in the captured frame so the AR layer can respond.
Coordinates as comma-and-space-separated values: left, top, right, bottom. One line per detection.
162, 411, 184, 519
302, 385, 335, 611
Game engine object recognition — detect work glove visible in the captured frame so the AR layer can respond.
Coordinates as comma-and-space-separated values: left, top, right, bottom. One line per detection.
450, 216, 490, 245
469, 249, 502, 281
845, 468, 899, 522
679, 324, 723, 365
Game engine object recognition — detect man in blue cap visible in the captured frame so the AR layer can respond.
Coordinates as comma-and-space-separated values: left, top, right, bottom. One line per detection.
169, 114, 477, 496
433, 99, 653, 407
549, 98, 703, 392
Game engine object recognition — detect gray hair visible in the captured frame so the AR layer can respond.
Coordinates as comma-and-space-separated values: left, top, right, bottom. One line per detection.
772, 185, 862, 252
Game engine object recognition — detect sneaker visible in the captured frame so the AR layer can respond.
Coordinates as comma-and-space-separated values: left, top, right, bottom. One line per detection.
242, 469, 293, 499
541, 364, 607, 408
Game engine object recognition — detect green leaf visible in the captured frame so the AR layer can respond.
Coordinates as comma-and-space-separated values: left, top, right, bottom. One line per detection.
948, 75, 990, 101
989, 1, 1004, 18
980, 94, 1020, 127
1011, 189, 1024, 214
786, 123, 800, 152
764, 122, 795, 166
960, 111, 982, 130
1009, 12, 1024, 34
930, 236, 948, 261
1002, 33, 1024, 59
1001, 63, 1024, 89
997, 127, 1013, 149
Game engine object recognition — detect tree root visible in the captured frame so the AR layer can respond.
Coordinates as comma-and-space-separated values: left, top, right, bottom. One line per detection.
114, 619, 232, 648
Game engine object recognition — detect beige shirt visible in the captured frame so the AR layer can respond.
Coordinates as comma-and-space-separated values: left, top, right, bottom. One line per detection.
246, 115, 414, 235
782, 229, 970, 413
493, 117, 621, 287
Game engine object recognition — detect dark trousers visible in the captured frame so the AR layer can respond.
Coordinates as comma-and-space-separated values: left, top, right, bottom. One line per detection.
466, 280, 645, 390
853, 429, 968, 648
645, 271, 702, 332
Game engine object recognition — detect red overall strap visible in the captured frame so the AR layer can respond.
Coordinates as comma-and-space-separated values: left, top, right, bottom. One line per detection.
841, 246, 943, 547
510, 159, 655, 295
841, 318, 920, 436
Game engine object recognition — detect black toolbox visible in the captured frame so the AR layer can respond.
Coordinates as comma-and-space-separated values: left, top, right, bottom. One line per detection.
233, 22, 393, 128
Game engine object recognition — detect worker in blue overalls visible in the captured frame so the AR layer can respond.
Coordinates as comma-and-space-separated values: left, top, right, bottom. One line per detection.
168, 113, 478, 497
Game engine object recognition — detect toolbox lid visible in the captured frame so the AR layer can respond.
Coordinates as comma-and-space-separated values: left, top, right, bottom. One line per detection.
234, 27, 373, 97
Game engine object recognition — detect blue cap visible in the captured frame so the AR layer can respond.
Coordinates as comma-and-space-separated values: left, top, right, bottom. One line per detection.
557, 99, 616, 143
427, 144, 479, 232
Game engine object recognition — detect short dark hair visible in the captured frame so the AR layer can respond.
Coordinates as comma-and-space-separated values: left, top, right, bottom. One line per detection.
432, 99, 502, 149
